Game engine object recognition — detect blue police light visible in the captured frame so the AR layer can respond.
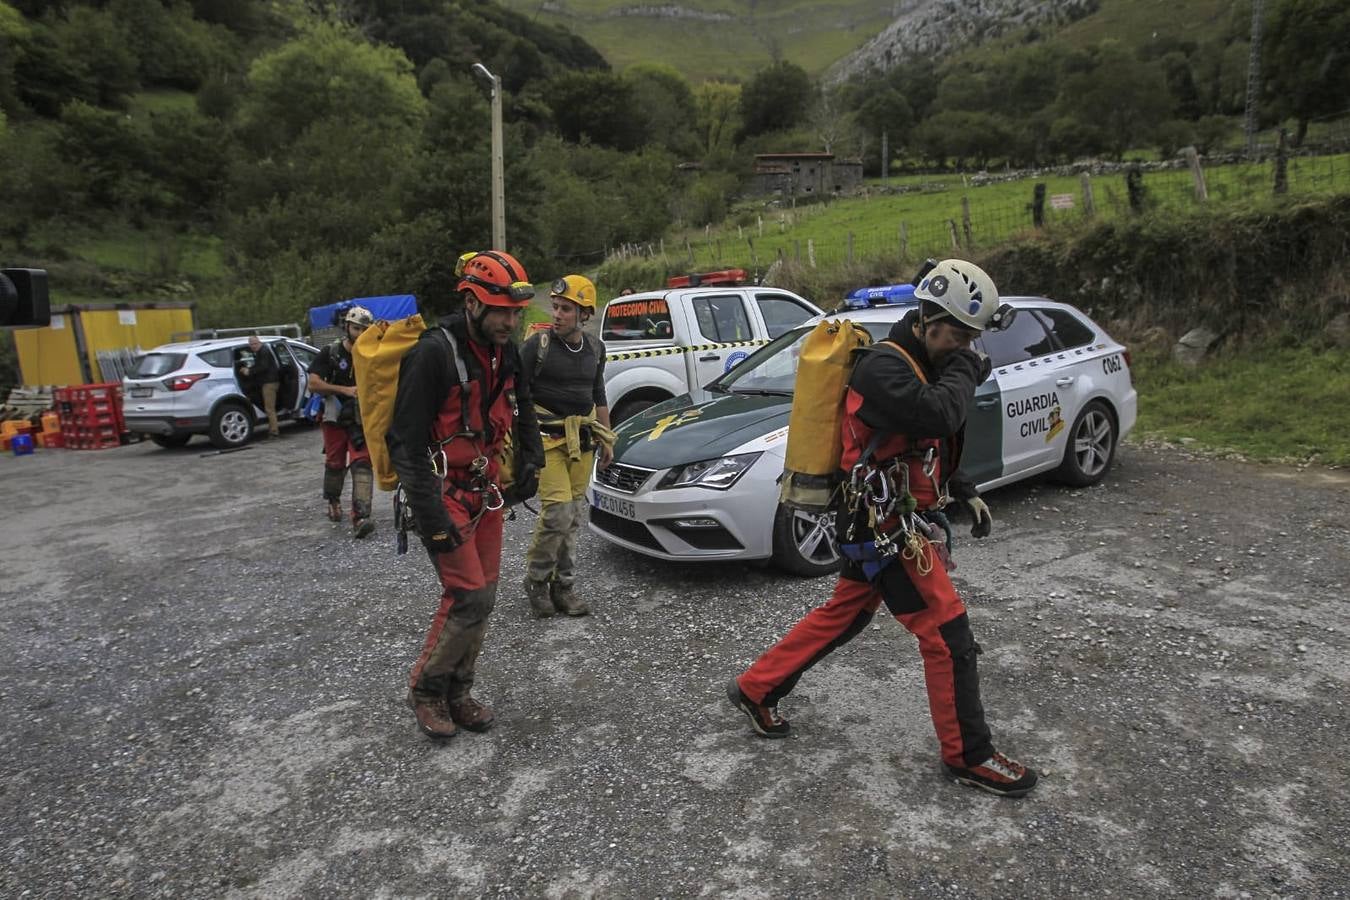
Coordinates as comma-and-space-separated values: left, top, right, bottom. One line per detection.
844, 283, 917, 309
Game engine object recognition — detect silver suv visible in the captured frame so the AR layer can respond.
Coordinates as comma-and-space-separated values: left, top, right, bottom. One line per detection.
122, 337, 321, 449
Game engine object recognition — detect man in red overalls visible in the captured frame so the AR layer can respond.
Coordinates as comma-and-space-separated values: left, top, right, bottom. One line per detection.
728, 259, 1038, 798
388, 251, 544, 740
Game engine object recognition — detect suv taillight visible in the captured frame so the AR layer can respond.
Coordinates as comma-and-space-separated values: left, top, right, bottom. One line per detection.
1123, 348, 1133, 369
164, 373, 209, 392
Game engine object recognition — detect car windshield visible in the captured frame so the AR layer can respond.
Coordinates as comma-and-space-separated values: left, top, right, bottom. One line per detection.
602, 297, 673, 342
131, 353, 187, 377
714, 319, 896, 394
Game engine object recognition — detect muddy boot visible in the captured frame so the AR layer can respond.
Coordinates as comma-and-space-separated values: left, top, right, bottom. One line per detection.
323, 466, 345, 522
447, 695, 495, 732
351, 463, 375, 539
524, 577, 554, 618
550, 581, 590, 617
405, 691, 456, 739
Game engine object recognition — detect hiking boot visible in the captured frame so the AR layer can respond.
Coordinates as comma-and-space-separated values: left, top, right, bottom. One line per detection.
726, 677, 789, 738
524, 577, 554, 618
448, 696, 495, 732
945, 751, 1039, 798
353, 517, 375, 539
550, 581, 590, 617
405, 692, 456, 739
326, 500, 342, 522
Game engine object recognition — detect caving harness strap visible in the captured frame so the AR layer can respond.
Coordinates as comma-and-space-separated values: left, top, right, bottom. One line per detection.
837, 341, 955, 580
393, 327, 512, 554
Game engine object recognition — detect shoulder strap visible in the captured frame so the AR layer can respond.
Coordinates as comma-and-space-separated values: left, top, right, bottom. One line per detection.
873, 340, 928, 384
534, 330, 551, 379
438, 326, 473, 432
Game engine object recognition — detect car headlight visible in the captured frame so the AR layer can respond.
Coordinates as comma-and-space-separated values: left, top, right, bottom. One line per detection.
657, 452, 762, 491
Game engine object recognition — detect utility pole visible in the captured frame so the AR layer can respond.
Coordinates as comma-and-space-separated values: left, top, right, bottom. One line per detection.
471, 63, 506, 249
1243, 0, 1264, 159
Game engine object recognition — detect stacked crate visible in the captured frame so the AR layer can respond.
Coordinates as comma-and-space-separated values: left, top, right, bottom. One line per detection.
55, 383, 125, 450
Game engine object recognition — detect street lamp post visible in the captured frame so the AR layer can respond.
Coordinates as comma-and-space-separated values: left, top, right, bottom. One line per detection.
471, 63, 506, 250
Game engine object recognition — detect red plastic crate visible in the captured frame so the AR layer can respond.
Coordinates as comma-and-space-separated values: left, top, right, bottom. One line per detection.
55, 383, 125, 435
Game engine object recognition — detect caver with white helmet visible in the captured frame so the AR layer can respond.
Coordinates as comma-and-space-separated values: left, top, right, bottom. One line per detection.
914, 259, 1001, 332
342, 305, 374, 329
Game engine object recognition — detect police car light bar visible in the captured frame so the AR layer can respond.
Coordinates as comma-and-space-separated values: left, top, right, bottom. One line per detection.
844, 283, 917, 309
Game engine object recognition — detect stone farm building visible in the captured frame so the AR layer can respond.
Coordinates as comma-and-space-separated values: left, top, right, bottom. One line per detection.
751, 152, 864, 197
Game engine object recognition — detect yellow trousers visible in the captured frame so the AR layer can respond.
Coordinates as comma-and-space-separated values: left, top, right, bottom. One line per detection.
525, 441, 594, 585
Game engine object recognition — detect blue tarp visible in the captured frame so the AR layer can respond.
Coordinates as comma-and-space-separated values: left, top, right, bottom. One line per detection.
307, 295, 419, 332
843, 283, 916, 308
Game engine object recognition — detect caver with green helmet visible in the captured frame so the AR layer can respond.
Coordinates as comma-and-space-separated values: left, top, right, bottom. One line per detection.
307, 303, 376, 538
386, 250, 546, 741
728, 258, 1039, 799
518, 273, 616, 619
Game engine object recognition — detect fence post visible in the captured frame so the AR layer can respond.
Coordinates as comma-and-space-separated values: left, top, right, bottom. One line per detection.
1031, 183, 1046, 228
748, 237, 758, 270
1080, 173, 1095, 218
1274, 128, 1289, 195
794, 239, 801, 263
758, 215, 763, 237
947, 220, 960, 250
900, 221, 909, 261
1126, 166, 1145, 214
807, 239, 816, 268
715, 239, 721, 262
1184, 146, 1208, 201
961, 196, 973, 249
847, 232, 854, 264
684, 237, 693, 263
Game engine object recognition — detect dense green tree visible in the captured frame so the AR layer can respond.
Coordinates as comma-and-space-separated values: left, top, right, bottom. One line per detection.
694, 80, 740, 164
108, 0, 237, 90
144, 108, 231, 220
544, 70, 644, 151
738, 61, 811, 138
55, 100, 156, 216
237, 22, 426, 154
623, 63, 698, 157
1056, 41, 1172, 158
1264, 0, 1350, 144
12, 21, 98, 116
0, 2, 30, 116
58, 6, 139, 107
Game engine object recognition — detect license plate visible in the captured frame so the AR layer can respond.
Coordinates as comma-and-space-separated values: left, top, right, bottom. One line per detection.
592, 490, 636, 520
129, 387, 153, 398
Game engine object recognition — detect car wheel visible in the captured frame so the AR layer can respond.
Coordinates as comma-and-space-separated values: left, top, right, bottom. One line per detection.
1055, 399, 1117, 487
771, 503, 841, 577
150, 433, 192, 449
612, 398, 659, 424
209, 402, 254, 449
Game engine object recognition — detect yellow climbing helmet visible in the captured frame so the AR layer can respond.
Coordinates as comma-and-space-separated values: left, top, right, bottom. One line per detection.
549, 274, 597, 311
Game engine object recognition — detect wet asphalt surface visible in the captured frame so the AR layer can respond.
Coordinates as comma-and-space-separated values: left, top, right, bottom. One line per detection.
1, 429, 1348, 898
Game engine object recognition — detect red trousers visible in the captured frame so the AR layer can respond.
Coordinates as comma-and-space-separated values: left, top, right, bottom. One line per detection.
738, 545, 994, 767
321, 422, 370, 470
408, 499, 504, 703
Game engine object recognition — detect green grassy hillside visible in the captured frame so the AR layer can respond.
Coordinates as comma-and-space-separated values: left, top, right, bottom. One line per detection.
504, 0, 1236, 80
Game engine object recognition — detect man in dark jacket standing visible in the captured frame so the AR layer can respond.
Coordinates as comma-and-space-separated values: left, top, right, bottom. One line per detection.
727, 259, 1038, 798
238, 335, 281, 439
388, 250, 545, 740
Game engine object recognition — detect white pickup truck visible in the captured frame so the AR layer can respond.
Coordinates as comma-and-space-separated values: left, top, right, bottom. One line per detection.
599, 283, 823, 421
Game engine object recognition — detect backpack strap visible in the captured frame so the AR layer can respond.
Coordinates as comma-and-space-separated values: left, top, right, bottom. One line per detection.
534, 329, 551, 380
438, 326, 473, 436
873, 340, 928, 384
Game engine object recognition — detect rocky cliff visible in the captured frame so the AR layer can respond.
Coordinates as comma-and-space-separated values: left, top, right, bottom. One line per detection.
825, 0, 1098, 83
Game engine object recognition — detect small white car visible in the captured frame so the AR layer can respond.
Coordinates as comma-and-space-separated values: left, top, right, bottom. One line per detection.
122, 337, 320, 449
588, 294, 1138, 576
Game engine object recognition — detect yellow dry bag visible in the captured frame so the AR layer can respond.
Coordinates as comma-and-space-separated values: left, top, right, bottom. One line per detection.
352, 313, 426, 491
778, 318, 873, 511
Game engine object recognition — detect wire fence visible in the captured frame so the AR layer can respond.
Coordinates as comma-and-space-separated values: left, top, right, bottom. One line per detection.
608, 151, 1350, 277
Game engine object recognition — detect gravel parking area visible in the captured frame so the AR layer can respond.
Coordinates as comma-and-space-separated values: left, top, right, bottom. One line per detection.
2, 429, 1348, 898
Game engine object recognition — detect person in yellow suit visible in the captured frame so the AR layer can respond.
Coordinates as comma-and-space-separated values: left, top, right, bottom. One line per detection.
519, 275, 615, 617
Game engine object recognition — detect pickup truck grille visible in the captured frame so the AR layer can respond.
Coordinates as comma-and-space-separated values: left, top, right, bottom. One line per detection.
595, 462, 656, 494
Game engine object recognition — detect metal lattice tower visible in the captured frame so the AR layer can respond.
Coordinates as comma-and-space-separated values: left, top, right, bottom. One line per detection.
1244, 0, 1264, 157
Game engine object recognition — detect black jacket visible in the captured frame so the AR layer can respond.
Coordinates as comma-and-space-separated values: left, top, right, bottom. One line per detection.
846, 310, 985, 502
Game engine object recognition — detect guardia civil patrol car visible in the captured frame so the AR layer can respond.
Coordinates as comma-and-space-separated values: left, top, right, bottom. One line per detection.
588, 286, 1137, 576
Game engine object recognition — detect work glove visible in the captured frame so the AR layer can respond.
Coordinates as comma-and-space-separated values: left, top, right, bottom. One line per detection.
422, 526, 463, 555
962, 495, 993, 539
